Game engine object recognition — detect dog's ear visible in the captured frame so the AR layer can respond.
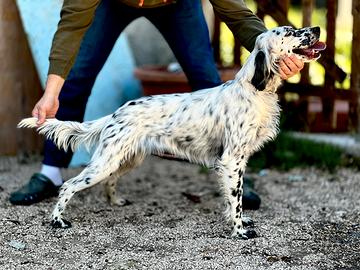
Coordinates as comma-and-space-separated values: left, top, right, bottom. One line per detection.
251, 50, 271, 91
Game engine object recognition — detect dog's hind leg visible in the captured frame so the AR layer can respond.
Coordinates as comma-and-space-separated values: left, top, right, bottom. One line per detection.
50, 160, 120, 228
104, 156, 144, 206
50, 137, 143, 228
217, 151, 257, 239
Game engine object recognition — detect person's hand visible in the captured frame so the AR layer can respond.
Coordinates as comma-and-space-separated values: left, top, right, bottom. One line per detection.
31, 74, 65, 125
32, 93, 59, 125
278, 55, 304, 80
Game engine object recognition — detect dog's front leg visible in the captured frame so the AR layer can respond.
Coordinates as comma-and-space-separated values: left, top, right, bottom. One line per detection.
217, 153, 257, 239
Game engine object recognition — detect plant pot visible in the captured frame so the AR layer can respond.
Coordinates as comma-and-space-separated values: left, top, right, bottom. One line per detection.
134, 65, 239, 96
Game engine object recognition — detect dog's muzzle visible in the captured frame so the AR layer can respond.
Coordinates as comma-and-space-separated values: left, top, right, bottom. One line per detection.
293, 26, 326, 59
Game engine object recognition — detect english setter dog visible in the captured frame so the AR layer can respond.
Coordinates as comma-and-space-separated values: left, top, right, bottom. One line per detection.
19, 26, 325, 239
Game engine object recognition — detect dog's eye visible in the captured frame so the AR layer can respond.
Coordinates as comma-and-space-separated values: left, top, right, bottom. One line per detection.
294, 30, 305, 37
284, 30, 296, 37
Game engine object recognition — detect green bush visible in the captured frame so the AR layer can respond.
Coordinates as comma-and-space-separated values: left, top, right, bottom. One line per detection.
248, 132, 344, 171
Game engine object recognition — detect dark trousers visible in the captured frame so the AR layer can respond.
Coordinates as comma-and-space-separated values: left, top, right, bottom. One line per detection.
43, 0, 222, 167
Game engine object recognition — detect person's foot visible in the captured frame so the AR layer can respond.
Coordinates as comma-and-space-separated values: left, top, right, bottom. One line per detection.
243, 177, 261, 210
9, 173, 61, 205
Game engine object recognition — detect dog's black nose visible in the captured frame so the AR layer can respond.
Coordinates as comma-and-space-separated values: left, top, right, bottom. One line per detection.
312, 26, 320, 37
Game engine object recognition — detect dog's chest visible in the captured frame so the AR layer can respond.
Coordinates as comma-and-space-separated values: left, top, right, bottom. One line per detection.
237, 94, 280, 150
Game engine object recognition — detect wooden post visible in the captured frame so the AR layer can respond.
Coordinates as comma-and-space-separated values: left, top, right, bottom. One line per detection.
352, 0, 360, 132
300, 0, 313, 84
233, 40, 241, 66
321, 0, 337, 131
324, 0, 337, 90
277, 0, 289, 17
0, 1, 42, 155
213, 16, 221, 64
256, 4, 265, 21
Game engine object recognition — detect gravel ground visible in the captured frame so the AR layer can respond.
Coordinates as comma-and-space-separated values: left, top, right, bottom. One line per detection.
0, 156, 359, 270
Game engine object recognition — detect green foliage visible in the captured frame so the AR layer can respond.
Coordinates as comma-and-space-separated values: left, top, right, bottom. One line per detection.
198, 165, 210, 174
248, 132, 344, 171
221, 1, 352, 89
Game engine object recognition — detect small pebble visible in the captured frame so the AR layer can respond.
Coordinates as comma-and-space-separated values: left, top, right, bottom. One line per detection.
259, 169, 269, 177
288, 175, 305, 182
8, 240, 26, 250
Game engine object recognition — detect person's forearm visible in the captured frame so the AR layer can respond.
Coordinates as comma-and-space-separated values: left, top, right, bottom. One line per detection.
44, 74, 65, 98
210, 0, 267, 52
49, 0, 100, 79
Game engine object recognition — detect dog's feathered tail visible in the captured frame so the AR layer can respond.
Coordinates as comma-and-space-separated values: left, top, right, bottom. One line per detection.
18, 116, 111, 152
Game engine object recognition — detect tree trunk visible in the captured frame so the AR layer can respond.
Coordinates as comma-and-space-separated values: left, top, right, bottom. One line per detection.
0, 0, 42, 155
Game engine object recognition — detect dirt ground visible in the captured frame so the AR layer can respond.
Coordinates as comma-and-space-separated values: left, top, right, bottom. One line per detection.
0, 155, 359, 270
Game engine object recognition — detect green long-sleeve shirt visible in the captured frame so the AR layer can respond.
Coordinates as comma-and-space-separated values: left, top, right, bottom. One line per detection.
49, 0, 267, 79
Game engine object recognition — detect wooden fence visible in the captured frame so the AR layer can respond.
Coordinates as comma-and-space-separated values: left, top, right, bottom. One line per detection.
213, 0, 359, 133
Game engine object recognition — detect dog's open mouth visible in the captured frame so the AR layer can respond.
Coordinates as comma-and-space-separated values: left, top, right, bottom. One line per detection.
293, 41, 326, 59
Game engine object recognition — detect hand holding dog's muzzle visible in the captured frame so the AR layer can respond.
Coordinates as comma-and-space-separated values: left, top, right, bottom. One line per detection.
279, 55, 304, 80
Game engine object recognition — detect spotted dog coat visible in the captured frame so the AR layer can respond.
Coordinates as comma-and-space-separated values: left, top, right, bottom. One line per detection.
19, 26, 324, 239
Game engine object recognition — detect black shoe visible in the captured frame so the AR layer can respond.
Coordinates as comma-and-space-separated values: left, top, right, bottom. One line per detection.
9, 173, 60, 205
243, 177, 261, 210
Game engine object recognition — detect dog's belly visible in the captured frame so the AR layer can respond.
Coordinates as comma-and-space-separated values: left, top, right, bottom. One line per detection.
145, 131, 223, 166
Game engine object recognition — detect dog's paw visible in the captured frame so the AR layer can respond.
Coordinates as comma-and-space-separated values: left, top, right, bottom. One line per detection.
50, 218, 72, 229
110, 198, 132, 207
242, 217, 255, 227
231, 228, 257, 239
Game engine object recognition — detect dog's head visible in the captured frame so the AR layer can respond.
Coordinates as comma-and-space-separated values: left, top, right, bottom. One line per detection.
262, 26, 326, 62
249, 26, 326, 91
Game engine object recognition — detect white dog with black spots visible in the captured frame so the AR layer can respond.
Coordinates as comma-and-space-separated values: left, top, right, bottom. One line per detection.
19, 26, 325, 239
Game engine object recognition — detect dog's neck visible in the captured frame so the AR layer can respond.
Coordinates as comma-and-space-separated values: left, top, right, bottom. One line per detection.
235, 48, 283, 94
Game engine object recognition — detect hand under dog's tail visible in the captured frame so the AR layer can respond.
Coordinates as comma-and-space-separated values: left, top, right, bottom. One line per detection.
18, 116, 111, 152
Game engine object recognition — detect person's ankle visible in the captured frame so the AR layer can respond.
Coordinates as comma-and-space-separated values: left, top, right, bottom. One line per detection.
40, 164, 63, 186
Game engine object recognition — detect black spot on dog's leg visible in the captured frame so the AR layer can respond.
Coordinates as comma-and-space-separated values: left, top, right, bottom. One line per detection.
85, 177, 90, 185
50, 219, 72, 229
106, 134, 115, 139
243, 218, 255, 227
238, 229, 257, 239
209, 107, 213, 116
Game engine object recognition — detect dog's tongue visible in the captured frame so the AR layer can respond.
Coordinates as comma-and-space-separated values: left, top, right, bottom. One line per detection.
298, 41, 326, 58
311, 41, 326, 50
293, 41, 326, 58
